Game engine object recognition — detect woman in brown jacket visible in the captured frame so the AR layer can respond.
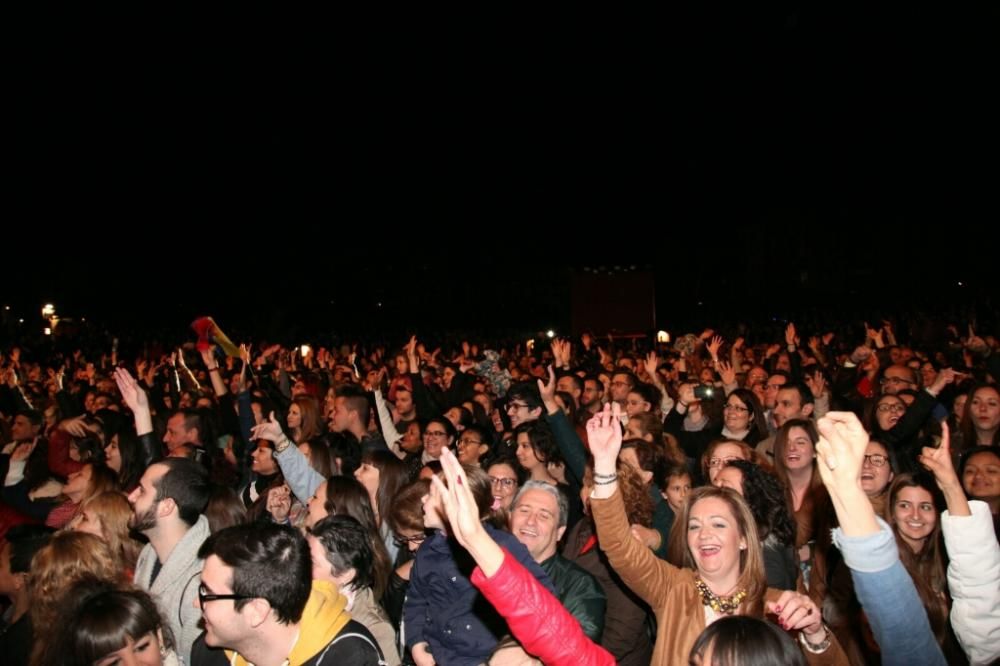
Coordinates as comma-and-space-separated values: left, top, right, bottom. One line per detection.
587, 403, 848, 666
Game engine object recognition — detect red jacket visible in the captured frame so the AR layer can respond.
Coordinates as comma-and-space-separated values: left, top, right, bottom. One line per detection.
470, 548, 615, 666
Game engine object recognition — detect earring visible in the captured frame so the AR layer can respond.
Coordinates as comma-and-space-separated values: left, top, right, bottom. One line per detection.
739, 544, 746, 550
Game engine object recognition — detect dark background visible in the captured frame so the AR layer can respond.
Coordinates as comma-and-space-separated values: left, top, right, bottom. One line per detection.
6, 4, 997, 343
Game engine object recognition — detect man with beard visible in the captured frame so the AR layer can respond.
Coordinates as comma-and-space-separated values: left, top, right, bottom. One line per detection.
128, 457, 211, 664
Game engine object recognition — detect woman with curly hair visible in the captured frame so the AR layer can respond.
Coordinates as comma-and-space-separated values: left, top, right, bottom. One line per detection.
711, 460, 799, 590
29, 531, 123, 665
562, 459, 655, 666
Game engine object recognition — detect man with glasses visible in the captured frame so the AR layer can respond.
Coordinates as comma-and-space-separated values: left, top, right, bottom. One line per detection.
191, 523, 383, 665
504, 382, 544, 429
129, 458, 211, 664
880, 365, 920, 396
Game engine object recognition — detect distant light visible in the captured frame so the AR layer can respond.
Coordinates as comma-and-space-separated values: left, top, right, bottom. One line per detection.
546, 330, 555, 339
957, 281, 963, 287
42, 303, 55, 317
3, 305, 9, 311
657, 330, 670, 343
18, 318, 24, 324
376, 302, 382, 308
43, 327, 51, 336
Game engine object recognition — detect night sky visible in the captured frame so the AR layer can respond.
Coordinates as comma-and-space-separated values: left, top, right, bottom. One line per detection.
7, 5, 997, 341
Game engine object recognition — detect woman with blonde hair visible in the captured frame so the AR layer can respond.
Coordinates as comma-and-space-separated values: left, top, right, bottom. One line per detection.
70, 490, 142, 575
588, 403, 846, 665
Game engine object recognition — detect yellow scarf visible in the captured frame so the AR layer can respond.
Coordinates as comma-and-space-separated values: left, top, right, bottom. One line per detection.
226, 580, 351, 666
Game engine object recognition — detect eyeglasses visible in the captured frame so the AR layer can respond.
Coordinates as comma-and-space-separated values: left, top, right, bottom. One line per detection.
490, 476, 517, 489
708, 456, 740, 469
393, 533, 427, 548
880, 376, 914, 386
724, 404, 749, 413
863, 454, 889, 467
424, 430, 448, 438
876, 403, 906, 414
506, 402, 530, 412
198, 583, 254, 606
456, 437, 483, 448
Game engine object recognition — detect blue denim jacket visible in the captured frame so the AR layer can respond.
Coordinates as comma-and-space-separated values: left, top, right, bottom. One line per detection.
832, 518, 946, 666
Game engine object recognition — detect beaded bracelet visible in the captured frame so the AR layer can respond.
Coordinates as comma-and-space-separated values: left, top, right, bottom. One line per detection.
593, 476, 618, 485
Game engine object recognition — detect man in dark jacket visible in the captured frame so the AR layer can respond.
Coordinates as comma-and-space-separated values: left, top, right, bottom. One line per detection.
510, 480, 606, 640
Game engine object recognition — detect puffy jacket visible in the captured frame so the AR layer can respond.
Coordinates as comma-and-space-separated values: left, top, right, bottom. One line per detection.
404, 524, 553, 666
471, 548, 615, 666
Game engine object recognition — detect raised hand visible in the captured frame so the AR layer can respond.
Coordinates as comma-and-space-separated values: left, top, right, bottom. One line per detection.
431, 448, 487, 550
114, 367, 149, 413
822, 331, 835, 346
537, 365, 558, 413
815, 411, 869, 488
785, 322, 798, 347
250, 411, 285, 443
717, 360, 737, 387
706, 335, 723, 362
919, 422, 971, 516
586, 402, 623, 467
804, 369, 827, 400
643, 352, 661, 385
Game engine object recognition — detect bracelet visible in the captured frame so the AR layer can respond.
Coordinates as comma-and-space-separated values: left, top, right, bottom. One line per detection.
274, 434, 292, 453
593, 472, 617, 479
593, 476, 618, 485
799, 626, 832, 654
208, 367, 221, 373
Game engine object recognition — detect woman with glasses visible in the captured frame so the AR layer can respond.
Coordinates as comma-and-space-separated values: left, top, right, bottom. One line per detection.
484, 453, 524, 511
454, 424, 492, 467
421, 416, 457, 463
700, 440, 759, 486
865, 369, 961, 474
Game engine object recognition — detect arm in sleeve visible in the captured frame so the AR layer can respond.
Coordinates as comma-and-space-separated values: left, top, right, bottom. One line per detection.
470, 549, 615, 666
544, 409, 587, 485
833, 518, 947, 666
941, 501, 1000, 666
590, 486, 683, 609
274, 442, 325, 504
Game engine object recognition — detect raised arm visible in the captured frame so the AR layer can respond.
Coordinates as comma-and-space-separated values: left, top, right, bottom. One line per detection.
433, 449, 615, 666
816, 412, 946, 666
921, 423, 1000, 665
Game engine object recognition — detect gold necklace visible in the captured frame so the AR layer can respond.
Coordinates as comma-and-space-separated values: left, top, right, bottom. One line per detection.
694, 578, 747, 615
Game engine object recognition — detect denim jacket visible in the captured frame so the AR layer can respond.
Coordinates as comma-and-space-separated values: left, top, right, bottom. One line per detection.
832, 517, 946, 666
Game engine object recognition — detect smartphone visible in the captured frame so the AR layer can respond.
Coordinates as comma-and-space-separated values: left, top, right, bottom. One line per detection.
693, 384, 715, 400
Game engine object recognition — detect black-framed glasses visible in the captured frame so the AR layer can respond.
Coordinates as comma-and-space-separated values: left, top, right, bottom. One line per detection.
198, 583, 254, 606
456, 437, 483, 448
506, 402, 530, 412
424, 430, 448, 438
863, 454, 889, 468
876, 403, 906, 414
490, 476, 517, 489
393, 533, 427, 548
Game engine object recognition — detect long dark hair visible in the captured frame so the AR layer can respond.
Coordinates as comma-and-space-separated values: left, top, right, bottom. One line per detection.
724, 460, 797, 547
